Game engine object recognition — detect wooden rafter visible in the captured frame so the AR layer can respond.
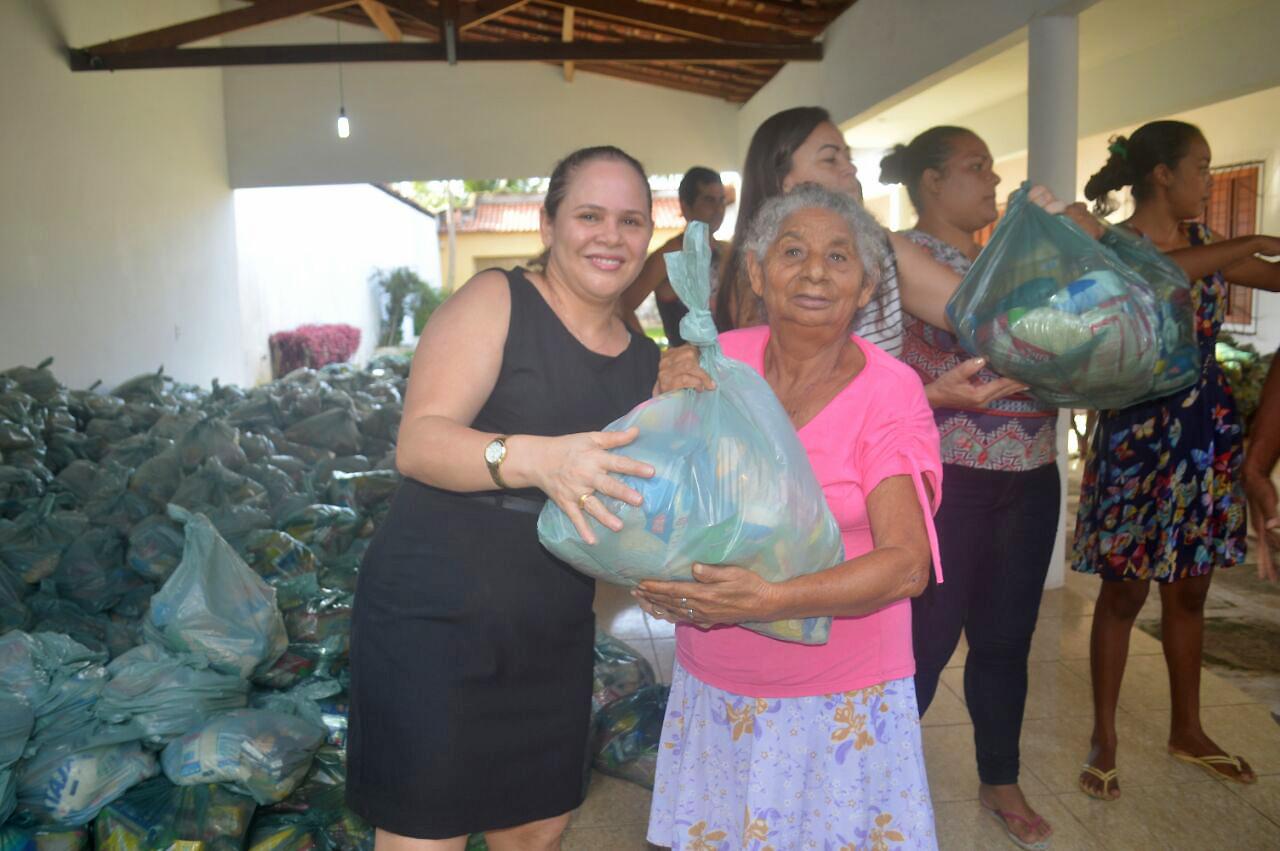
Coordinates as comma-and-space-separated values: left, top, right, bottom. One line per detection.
70, 40, 821, 71
357, 0, 402, 41
85, 0, 353, 54
561, 7, 574, 82
655, 1, 828, 34
541, 0, 812, 46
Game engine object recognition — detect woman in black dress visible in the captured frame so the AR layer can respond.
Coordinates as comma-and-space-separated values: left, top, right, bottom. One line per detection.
347, 146, 661, 850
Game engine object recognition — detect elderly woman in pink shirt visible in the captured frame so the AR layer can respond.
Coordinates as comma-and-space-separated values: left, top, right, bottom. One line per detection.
636, 184, 943, 851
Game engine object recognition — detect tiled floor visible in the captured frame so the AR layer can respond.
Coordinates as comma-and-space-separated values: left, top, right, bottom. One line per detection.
567, 570, 1280, 850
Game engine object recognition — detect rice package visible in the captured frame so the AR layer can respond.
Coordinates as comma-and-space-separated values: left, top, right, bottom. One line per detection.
538, 222, 843, 644
946, 183, 1197, 409
15, 741, 157, 826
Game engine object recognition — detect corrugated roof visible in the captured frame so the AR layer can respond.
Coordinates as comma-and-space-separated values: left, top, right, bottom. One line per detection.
444, 194, 686, 234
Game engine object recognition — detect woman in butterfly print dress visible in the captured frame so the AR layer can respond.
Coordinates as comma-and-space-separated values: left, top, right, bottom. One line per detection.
1072, 121, 1280, 800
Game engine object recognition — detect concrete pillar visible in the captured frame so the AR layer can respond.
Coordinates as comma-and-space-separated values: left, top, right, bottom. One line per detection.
1027, 12, 1079, 589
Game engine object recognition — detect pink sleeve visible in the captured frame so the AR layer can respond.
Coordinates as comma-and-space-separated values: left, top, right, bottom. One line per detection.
855, 372, 945, 583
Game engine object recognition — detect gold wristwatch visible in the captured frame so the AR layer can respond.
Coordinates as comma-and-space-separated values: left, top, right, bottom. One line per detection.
483, 435, 511, 489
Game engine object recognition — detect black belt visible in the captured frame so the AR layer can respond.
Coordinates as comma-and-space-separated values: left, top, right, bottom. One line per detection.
458, 490, 547, 515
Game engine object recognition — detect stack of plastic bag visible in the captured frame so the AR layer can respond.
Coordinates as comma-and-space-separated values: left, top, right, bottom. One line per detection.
94, 644, 249, 746
591, 631, 657, 714
538, 222, 844, 645
946, 183, 1198, 409
95, 777, 256, 851
143, 505, 288, 679
0, 694, 35, 825
591, 685, 669, 789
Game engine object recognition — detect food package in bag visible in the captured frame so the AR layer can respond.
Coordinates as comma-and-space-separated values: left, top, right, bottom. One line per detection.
946, 183, 1197, 409
538, 222, 843, 644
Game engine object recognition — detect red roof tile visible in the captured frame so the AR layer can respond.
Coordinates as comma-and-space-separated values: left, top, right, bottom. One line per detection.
444, 194, 686, 234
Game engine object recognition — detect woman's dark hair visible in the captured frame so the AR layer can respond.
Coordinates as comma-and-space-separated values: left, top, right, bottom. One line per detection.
1083, 120, 1204, 214
715, 106, 831, 330
878, 126, 973, 211
531, 145, 652, 269
678, 166, 722, 209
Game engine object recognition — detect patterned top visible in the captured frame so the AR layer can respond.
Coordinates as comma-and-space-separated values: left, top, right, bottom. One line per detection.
899, 229, 1057, 471
852, 238, 905, 357
676, 327, 942, 697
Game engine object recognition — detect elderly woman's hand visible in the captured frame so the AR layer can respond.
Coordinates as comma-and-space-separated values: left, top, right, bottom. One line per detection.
633, 563, 777, 628
654, 344, 715, 395
925, 357, 1028, 409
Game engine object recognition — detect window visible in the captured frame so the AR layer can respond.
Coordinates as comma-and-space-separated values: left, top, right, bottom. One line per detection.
1200, 161, 1263, 327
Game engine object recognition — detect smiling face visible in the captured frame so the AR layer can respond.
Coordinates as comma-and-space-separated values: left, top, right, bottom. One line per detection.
747, 207, 872, 333
920, 131, 1001, 231
539, 158, 654, 302
1157, 134, 1213, 221
782, 121, 863, 202
683, 179, 728, 233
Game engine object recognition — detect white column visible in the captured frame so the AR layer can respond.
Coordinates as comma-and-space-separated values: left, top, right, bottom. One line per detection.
1027, 11, 1079, 590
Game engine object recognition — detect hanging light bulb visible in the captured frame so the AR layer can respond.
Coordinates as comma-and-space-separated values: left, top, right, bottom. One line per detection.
336, 22, 351, 140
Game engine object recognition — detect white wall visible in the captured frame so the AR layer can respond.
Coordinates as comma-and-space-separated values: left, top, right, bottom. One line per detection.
737, 0, 1091, 156
221, 14, 740, 187
0, 0, 247, 390
233, 185, 441, 383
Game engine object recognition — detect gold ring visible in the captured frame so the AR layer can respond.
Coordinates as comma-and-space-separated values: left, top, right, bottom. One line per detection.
578, 491, 592, 509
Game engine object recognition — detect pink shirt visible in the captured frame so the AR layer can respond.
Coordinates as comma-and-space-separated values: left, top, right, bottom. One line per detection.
675, 327, 944, 698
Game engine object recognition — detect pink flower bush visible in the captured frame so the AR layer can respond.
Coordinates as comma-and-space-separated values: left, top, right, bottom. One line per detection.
269, 324, 361, 377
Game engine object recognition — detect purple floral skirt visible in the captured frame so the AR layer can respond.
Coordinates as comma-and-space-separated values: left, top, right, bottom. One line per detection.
647, 662, 937, 850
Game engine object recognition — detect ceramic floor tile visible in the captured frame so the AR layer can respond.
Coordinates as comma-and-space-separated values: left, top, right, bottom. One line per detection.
1058, 778, 1280, 850
561, 825, 658, 850
934, 794, 1101, 851
1200, 703, 1280, 775
1018, 711, 1213, 795
1038, 585, 1097, 618
943, 635, 967, 670
942, 660, 1093, 721
1227, 773, 1280, 827
571, 772, 653, 829
595, 583, 652, 640
921, 680, 971, 728
1028, 615, 1094, 663
649, 638, 676, 685
1061, 653, 1255, 714
922, 723, 1050, 803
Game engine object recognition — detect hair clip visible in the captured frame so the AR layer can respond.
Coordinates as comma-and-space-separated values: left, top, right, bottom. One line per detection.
1108, 140, 1129, 161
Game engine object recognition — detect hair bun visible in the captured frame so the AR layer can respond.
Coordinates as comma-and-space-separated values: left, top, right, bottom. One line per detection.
878, 144, 909, 185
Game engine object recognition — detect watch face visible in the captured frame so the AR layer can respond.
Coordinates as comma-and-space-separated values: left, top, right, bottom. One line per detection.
484, 440, 505, 465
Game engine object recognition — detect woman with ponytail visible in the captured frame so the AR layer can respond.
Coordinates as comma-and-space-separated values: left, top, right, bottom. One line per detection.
1073, 120, 1280, 801
882, 126, 1058, 850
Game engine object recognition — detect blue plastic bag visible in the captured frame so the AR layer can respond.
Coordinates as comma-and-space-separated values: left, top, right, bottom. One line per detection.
946, 183, 1197, 409
538, 222, 844, 644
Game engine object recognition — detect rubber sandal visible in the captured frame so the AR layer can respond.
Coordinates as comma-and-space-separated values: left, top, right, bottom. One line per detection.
1167, 748, 1257, 784
981, 802, 1052, 851
1077, 764, 1120, 801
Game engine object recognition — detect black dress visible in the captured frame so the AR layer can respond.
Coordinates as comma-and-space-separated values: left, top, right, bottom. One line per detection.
346, 268, 659, 839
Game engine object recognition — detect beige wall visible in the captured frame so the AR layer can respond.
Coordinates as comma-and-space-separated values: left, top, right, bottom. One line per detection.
440, 227, 684, 293
0, 0, 247, 389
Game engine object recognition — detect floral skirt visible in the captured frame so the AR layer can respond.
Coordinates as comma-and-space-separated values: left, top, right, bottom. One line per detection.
647, 663, 937, 851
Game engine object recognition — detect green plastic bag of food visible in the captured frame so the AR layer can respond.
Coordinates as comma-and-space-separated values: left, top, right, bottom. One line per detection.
15, 740, 157, 826
143, 506, 287, 679
94, 777, 257, 851
592, 632, 656, 714
591, 684, 668, 789
538, 222, 843, 645
160, 709, 325, 805
946, 183, 1196, 408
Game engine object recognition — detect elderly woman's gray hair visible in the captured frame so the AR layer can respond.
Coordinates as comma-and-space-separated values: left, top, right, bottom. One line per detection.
743, 183, 888, 293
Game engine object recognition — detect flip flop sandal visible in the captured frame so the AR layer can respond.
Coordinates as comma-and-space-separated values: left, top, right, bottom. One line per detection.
981, 802, 1052, 851
1078, 764, 1120, 801
1167, 748, 1257, 784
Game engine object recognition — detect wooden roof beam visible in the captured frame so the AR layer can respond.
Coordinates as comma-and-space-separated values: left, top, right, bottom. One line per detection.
357, 0, 402, 41
654, 1, 826, 35
83, 0, 354, 54
69, 39, 822, 71
562, 7, 575, 82
541, 0, 814, 45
